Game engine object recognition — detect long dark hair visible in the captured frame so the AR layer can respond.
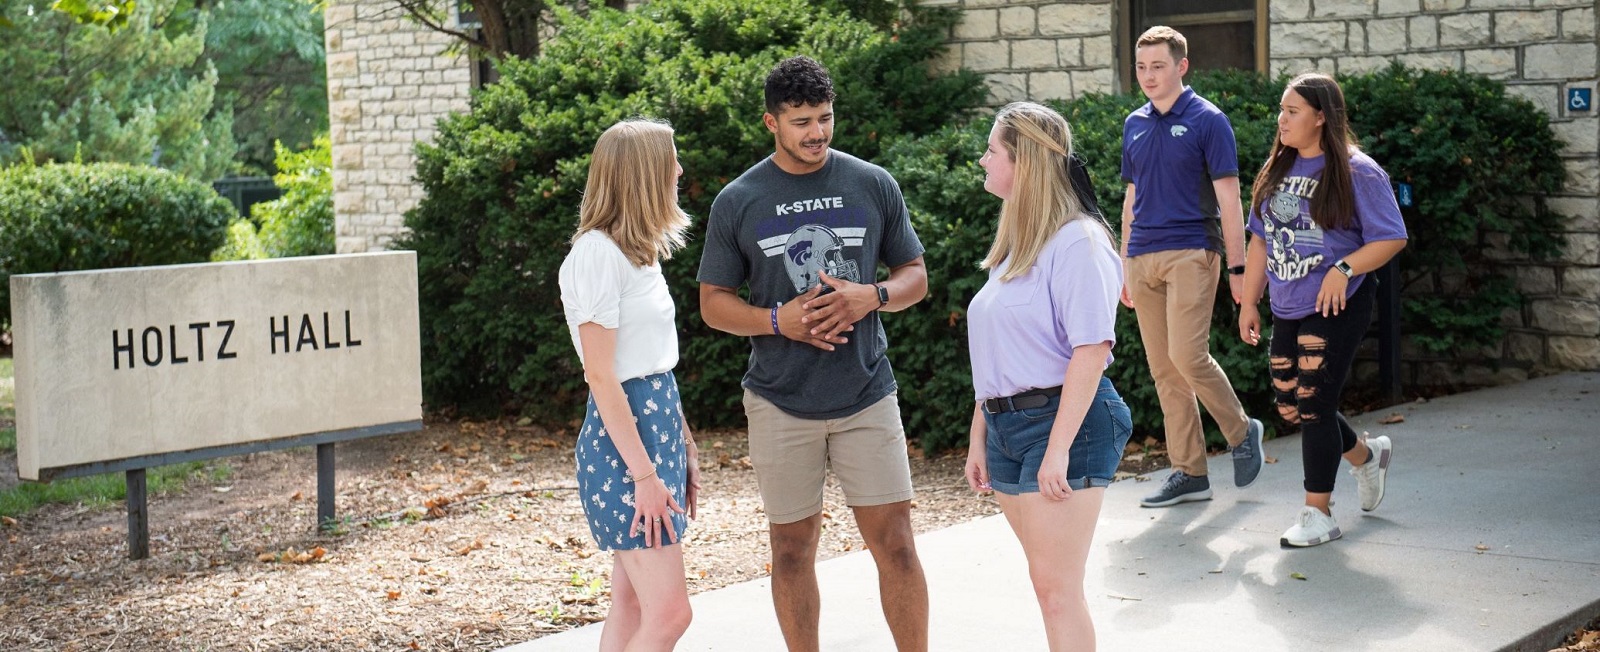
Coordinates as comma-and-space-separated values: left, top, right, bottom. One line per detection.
1250, 73, 1357, 231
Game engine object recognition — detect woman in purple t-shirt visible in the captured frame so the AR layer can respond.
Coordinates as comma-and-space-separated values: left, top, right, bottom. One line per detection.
964, 102, 1132, 650
1239, 73, 1409, 548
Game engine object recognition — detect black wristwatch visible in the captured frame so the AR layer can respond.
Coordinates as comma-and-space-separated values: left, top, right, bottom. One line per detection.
874, 283, 889, 307
1227, 265, 1246, 276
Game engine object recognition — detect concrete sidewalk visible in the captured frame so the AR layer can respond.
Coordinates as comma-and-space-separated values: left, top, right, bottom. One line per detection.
507, 372, 1600, 652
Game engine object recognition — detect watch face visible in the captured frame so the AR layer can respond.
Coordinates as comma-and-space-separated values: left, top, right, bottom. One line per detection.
876, 284, 889, 305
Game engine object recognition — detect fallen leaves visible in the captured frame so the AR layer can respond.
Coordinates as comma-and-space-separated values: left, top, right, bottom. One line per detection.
454, 538, 484, 556
0, 425, 1004, 649
1290, 572, 1308, 581
1378, 413, 1406, 425
257, 546, 327, 564
1, 516, 18, 528
424, 496, 452, 519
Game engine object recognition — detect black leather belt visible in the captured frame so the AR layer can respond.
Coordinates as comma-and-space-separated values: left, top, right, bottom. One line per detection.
983, 386, 1063, 414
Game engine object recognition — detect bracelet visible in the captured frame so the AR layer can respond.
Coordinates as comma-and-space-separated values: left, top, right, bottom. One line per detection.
631, 466, 657, 483
770, 302, 783, 336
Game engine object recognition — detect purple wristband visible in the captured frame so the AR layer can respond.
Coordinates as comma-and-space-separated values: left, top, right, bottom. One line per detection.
770, 302, 782, 336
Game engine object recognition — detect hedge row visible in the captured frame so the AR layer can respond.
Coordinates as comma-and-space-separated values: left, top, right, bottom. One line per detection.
398, 0, 986, 420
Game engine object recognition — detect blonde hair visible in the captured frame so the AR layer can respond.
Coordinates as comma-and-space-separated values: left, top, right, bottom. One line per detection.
572, 119, 690, 267
982, 102, 1111, 281
1136, 25, 1188, 62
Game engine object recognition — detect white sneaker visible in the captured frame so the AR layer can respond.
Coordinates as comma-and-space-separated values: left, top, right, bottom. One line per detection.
1352, 435, 1392, 512
1281, 506, 1342, 548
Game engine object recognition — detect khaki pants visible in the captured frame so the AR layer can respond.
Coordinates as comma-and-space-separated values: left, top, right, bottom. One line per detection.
1126, 248, 1249, 477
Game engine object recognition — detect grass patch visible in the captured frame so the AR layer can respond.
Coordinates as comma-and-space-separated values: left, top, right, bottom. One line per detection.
0, 461, 230, 519
1, 356, 13, 451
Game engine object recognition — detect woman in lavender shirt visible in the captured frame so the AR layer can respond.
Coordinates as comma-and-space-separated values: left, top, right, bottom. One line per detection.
964, 102, 1132, 651
1238, 73, 1408, 548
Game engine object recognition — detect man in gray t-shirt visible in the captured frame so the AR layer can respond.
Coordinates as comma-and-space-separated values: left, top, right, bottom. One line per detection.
697, 56, 929, 651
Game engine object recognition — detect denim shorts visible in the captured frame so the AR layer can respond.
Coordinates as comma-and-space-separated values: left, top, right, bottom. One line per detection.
984, 376, 1133, 495
575, 371, 689, 551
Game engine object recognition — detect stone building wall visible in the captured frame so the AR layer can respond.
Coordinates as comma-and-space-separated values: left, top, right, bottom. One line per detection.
926, 0, 1119, 104
324, 0, 473, 254
1265, 0, 1600, 379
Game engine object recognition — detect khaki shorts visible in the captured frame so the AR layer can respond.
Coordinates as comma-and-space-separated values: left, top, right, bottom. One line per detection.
742, 389, 915, 524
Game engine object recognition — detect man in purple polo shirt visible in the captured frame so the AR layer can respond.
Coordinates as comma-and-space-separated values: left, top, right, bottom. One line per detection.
1120, 26, 1264, 507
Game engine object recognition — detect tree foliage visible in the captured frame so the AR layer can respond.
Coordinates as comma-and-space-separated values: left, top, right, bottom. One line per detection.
50, 0, 137, 31
213, 135, 334, 261
201, 0, 329, 173
0, 0, 235, 180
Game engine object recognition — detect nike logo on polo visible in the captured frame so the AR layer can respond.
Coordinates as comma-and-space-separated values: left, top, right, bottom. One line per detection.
1132, 130, 1148, 142
1170, 125, 1189, 137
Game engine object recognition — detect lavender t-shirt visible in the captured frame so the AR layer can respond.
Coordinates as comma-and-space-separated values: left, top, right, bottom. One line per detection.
1247, 150, 1409, 320
968, 219, 1123, 400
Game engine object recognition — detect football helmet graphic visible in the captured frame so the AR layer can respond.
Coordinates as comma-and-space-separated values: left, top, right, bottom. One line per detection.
782, 224, 860, 292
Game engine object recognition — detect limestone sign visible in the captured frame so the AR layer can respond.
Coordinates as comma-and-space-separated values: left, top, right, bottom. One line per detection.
10, 252, 423, 482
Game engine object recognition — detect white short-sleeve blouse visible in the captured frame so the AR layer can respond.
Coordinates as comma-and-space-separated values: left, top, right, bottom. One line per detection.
558, 230, 678, 381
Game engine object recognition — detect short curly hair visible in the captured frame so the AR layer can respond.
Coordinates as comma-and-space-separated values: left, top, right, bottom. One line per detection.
764, 56, 836, 116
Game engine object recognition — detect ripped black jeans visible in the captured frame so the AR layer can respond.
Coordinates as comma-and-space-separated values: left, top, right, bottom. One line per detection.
1268, 277, 1375, 494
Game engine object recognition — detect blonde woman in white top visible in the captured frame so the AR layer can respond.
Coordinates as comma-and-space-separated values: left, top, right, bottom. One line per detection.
559, 119, 700, 651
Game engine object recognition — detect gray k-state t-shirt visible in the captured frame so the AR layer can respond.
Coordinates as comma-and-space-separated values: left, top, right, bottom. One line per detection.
697, 149, 925, 420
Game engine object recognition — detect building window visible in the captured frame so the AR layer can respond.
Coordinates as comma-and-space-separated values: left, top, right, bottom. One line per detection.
1120, 0, 1265, 91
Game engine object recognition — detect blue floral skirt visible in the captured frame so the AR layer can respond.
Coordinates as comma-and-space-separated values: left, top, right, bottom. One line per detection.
575, 371, 689, 551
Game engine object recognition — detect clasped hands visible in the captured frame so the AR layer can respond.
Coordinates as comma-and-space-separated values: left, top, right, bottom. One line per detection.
775, 272, 875, 351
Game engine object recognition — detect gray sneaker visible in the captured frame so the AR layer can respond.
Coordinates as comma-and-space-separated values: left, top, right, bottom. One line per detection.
1140, 470, 1213, 507
1352, 435, 1392, 512
1232, 418, 1265, 488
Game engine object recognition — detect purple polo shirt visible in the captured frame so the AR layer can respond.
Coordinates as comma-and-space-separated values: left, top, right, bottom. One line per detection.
968, 220, 1123, 400
1247, 150, 1409, 320
1120, 87, 1239, 257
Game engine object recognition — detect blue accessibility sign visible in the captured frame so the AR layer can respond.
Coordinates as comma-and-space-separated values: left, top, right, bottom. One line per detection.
1569, 88, 1592, 112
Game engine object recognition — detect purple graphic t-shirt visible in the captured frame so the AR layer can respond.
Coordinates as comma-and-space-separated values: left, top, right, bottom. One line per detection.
1246, 150, 1408, 320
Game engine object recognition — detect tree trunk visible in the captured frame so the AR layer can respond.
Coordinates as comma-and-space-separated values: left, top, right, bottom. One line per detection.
477, 1, 544, 60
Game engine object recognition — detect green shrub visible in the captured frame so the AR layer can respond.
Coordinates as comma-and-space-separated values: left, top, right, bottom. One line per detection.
885, 66, 1567, 452
399, 0, 985, 420
214, 135, 335, 261
0, 162, 234, 331
1342, 64, 1566, 355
